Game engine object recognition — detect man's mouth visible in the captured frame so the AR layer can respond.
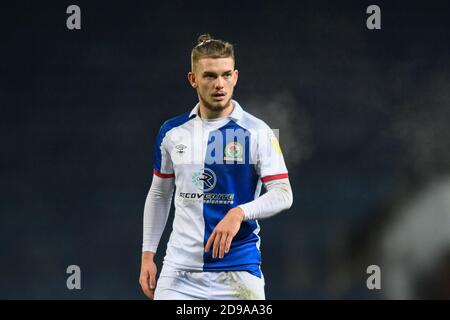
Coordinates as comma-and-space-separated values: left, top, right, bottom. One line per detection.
212, 92, 226, 101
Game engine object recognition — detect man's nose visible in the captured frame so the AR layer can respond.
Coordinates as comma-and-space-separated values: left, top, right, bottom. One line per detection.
214, 76, 224, 89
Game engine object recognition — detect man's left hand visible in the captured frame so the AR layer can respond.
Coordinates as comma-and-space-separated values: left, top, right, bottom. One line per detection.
205, 207, 245, 259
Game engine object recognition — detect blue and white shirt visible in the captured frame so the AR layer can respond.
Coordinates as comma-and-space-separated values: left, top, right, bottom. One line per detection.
149, 100, 289, 278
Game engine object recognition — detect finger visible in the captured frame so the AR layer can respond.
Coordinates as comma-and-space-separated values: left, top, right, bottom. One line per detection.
142, 283, 155, 300
225, 233, 233, 254
148, 290, 154, 300
149, 273, 156, 290
143, 287, 153, 299
205, 231, 216, 253
146, 278, 156, 300
140, 273, 152, 297
140, 272, 150, 291
219, 233, 228, 259
213, 232, 222, 258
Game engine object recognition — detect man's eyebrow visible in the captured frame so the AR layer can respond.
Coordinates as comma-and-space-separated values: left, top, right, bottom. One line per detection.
202, 71, 217, 76
202, 70, 233, 76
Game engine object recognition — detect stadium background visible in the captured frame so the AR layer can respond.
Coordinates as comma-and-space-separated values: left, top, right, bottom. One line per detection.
1, 0, 450, 299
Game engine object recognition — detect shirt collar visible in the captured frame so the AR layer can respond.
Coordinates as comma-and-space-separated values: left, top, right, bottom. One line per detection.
189, 99, 244, 121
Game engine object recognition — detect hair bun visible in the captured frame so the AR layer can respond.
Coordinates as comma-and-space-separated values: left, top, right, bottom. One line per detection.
197, 34, 213, 44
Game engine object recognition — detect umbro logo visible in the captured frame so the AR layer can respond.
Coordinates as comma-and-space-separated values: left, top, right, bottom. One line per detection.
175, 144, 187, 154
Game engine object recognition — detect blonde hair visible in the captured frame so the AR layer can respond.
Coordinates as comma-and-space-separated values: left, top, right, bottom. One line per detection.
191, 34, 235, 70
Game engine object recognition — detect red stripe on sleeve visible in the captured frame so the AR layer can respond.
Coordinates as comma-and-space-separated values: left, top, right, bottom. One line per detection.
261, 173, 289, 182
153, 169, 175, 178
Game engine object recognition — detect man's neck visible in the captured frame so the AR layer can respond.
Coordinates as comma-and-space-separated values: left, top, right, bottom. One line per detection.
198, 101, 234, 120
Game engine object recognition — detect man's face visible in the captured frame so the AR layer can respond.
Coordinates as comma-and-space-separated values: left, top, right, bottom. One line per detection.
188, 57, 238, 112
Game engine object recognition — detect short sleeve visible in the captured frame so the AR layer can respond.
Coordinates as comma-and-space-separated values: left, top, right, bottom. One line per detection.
152, 123, 174, 178
256, 126, 289, 183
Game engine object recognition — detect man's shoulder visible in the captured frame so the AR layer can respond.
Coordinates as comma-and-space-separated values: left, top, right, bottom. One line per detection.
158, 111, 193, 137
239, 109, 272, 132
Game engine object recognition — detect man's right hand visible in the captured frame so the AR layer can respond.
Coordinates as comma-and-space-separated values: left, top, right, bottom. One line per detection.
139, 251, 157, 299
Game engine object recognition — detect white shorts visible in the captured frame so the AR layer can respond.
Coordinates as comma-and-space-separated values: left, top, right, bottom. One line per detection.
154, 264, 265, 300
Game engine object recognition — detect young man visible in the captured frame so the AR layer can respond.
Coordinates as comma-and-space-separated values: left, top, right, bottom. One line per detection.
139, 34, 293, 300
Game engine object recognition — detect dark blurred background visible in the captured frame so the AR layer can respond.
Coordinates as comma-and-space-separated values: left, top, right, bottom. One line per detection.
1, 0, 450, 299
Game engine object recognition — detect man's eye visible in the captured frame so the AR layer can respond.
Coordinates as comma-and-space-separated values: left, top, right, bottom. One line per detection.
224, 74, 232, 79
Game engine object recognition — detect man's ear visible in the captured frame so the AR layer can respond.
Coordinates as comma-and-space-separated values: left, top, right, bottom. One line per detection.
233, 69, 239, 86
187, 72, 197, 88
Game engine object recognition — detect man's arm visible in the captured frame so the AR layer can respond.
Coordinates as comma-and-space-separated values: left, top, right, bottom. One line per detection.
239, 177, 293, 220
139, 174, 175, 299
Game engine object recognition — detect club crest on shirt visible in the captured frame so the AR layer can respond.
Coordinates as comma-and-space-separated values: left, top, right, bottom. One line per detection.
224, 141, 243, 162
